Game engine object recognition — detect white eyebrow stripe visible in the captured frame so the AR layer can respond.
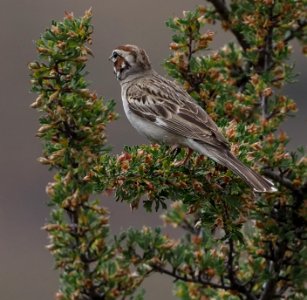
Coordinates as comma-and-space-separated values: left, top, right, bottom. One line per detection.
125, 55, 135, 65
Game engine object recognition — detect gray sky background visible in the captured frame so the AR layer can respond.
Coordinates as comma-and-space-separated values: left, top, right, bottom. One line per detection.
0, 1, 306, 300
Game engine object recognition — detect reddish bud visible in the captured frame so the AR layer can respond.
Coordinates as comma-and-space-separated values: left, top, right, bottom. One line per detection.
56, 41, 66, 49
75, 56, 88, 62
37, 157, 51, 165
192, 180, 203, 192
263, 87, 273, 97
265, 133, 275, 144
256, 249, 265, 256
49, 90, 59, 101
250, 74, 260, 85
279, 131, 288, 142
38, 124, 52, 134
36, 47, 50, 54
84, 7, 93, 19
46, 182, 56, 196
206, 268, 215, 277
117, 152, 132, 163
192, 235, 202, 245
144, 154, 153, 164
286, 102, 297, 111
120, 160, 129, 171
50, 25, 60, 34
30, 95, 43, 108
144, 180, 154, 190
28, 62, 41, 70
292, 178, 302, 187
169, 42, 180, 50
64, 11, 74, 20
263, 0, 274, 5
55, 292, 65, 300
198, 5, 206, 15
224, 102, 234, 113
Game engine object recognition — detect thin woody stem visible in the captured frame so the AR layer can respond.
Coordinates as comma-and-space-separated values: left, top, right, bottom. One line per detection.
207, 0, 250, 50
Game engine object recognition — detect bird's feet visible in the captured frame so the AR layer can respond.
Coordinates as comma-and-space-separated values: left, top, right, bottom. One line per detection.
172, 148, 194, 167
168, 144, 181, 157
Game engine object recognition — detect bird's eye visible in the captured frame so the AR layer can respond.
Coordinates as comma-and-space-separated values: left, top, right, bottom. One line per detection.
112, 52, 118, 59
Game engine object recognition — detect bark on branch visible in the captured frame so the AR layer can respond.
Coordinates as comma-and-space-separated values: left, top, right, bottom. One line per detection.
207, 0, 250, 50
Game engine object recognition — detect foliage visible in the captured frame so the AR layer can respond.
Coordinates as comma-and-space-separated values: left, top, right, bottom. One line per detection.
30, 2, 307, 300
29, 10, 147, 300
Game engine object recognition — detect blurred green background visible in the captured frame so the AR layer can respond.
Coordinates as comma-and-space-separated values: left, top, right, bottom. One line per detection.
0, 0, 306, 299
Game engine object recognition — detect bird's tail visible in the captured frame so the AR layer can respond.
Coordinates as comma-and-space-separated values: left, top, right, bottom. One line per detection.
188, 140, 276, 193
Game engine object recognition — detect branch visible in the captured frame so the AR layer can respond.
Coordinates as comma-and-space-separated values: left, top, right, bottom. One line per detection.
181, 218, 200, 235
207, 0, 250, 50
152, 263, 258, 300
262, 169, 302, 194
259, 277, 278, 300
263, 169, 306, 230
284, 19, 307, 44
221, 201, 258, 300
259, 2, 275, 119
227, 238, 235, 283
150, 264, 231, 291
259, 239, 288, 300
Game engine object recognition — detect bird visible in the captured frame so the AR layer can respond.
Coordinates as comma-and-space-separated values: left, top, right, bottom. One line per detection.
109, 44, 276, 193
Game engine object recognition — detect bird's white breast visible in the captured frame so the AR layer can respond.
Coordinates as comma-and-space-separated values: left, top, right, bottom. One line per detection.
121, 87, 185, 145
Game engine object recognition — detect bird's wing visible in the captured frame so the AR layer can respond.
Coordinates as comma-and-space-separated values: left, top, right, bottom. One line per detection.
125, 75, 229, 149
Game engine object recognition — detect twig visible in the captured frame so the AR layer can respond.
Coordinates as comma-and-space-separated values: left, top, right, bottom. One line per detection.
259, 240, 288, 300
284, 19, 307, 43
219, 199, 258, 300
207, 0, 250, 50
187, 26, 194, 67
259, 3, 275, 119
262, 169, 301, 194
151, 264, 231, 290
181, 218, 199, 235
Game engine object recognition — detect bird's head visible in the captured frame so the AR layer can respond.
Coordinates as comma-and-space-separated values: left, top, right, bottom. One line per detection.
109, 44, 151, 81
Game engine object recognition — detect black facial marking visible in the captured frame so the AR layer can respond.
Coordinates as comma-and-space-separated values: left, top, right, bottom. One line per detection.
114, 57, 129, 73
121, 60, 131, 72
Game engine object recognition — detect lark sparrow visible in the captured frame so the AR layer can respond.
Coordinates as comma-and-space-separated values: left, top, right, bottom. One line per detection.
109, 44, 276, 193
